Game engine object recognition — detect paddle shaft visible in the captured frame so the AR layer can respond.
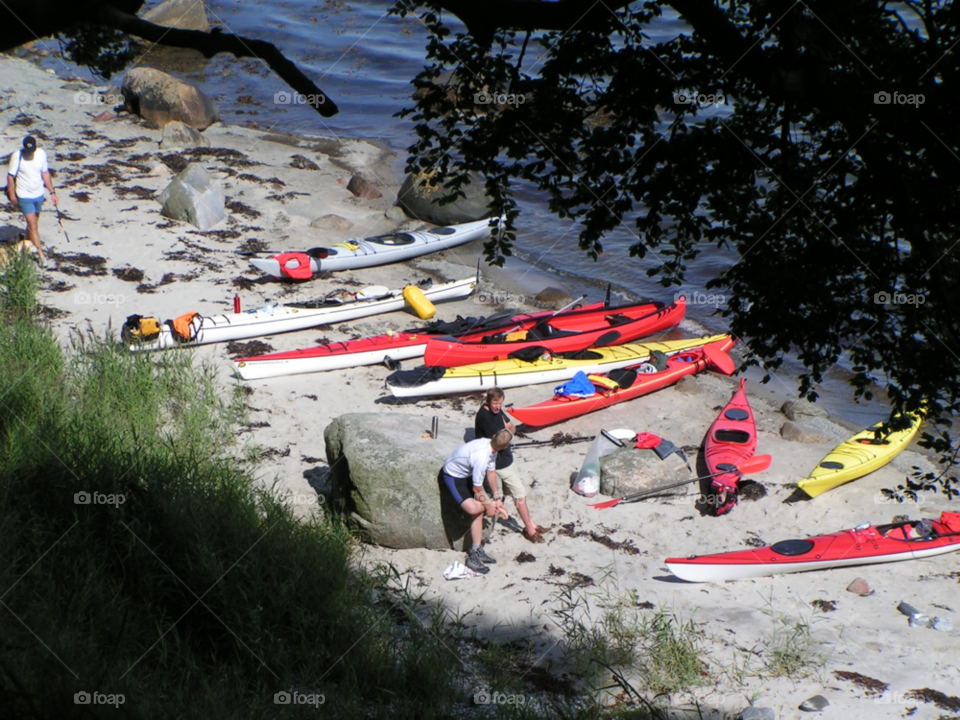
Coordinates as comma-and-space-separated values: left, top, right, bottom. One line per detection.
497, 295, 586, 337
52, 184, 69, 243
591, 454, 772, 509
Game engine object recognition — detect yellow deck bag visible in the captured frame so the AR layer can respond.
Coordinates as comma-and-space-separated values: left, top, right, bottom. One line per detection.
403, 285, 436, 319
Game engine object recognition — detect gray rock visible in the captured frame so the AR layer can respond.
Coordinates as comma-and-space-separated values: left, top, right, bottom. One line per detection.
290, 154, 320, 171
157, 163, 225, 231
324, 413, 482, 550
534, 287, 571, 309
397, 170, 494, 225
346, 174, 383, 200
599, 447, 691, 499
384, 205, 406, 221
897, 600, 920, 616
781, 399, 829, 422
142, 0, 209, 32
798, 695, 829, 712
310, 214, 353, 231
121, 67, 219, 129
780, 420, 832, 444
159, 120, 209, 150
740, 708, 776, 720
930, 616, 952, 632
846, 577, 871, 595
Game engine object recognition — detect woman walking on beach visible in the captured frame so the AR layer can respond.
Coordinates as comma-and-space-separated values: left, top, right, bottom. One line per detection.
6, 136, 57, 264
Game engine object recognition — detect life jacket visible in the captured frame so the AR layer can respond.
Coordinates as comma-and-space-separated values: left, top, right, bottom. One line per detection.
171, 311, 200, 341
504, 329, 528, 342
122, 315, 161, 343
274, 252, 314, 281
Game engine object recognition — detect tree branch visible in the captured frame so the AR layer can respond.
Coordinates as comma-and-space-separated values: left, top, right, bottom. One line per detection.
98, 5, 338, 117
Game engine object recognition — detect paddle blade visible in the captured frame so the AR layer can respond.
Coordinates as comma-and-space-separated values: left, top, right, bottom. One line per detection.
589, 497, 624, 510
736, 454, 772, 475
703, 342, 735, 375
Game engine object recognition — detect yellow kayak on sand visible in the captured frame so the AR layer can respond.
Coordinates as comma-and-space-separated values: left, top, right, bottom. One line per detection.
797, 411, 924, 498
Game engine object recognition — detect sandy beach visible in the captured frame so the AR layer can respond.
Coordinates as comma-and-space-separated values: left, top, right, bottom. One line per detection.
3, 53, 958, 719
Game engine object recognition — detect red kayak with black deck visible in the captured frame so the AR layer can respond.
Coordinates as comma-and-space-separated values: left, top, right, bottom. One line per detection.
704, 378, 757, 513
423, 298, 685, 368
666, 512, 960, 582
508, 337, 736, 427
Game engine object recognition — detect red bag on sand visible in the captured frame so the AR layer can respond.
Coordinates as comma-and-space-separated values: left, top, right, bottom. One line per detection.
275, 252, 314, 280
634, 432, 661, 449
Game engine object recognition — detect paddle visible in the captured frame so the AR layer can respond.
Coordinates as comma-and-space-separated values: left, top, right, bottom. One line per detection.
234, 247, 330, 257
497, 295, 586, 338
703, 341, 735, 375
589, 454, 772, 509
54, 200, 70, 243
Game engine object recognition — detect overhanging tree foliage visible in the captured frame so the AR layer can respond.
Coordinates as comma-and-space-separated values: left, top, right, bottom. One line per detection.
388, 0, 959, 497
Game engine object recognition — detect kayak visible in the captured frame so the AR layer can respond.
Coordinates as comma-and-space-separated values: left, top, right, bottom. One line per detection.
797, 411, 923, 498
386, 334, 731, 398
230, 303, 607, 380
422, 298, 685, 367
665, 512, 960, 582
508, 337, 736, 427
122, 277, 477, 351
249, 218, 497, 280
704, 378, 757, 496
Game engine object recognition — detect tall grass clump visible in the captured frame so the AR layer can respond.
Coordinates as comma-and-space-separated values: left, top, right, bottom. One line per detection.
0, 256, 463, 719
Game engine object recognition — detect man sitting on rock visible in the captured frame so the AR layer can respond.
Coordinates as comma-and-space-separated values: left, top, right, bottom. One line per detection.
475, 388, 548, 543
6, 136, 57, 265
441, 431, 511, 574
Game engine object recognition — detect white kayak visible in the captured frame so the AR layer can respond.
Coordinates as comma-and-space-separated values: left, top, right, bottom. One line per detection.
122, 277, 477, 351
249, 218, 498, 280
386, 335, 730, 397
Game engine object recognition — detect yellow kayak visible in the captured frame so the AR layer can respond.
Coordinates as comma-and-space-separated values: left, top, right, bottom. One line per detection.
388, 334, 731, 397
797, 411, 923, 498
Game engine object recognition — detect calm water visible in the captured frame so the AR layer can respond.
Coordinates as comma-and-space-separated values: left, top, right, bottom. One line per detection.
49, 0, 892, 425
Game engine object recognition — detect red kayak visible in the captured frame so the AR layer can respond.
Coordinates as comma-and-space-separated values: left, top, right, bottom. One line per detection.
232, 303, 606, 380
423, 298, 685, 368
666, 512, 960, 582
508, 337, 736, 427
704, 378, 756, 512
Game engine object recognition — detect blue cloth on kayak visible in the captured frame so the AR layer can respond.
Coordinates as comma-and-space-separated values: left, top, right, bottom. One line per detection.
554, 371, 596, 398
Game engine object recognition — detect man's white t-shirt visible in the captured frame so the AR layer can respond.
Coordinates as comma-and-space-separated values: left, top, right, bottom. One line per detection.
443, 438, 497, 487
7, 149, 49, 199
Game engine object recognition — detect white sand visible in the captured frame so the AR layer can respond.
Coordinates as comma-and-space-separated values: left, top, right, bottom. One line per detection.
3, 54, 958, 719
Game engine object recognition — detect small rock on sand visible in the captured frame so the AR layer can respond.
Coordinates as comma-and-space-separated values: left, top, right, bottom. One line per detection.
780, 420, 832, 444
535, 287, 571, 309
290, 154, 320, 171
157, 163, 225, 231
310, 214, 353, 231
846, 577, 871, 595
384, 205, 405, 221
159, 120, 209, 150
346, 175, 382, 200
93, 110, 115, 122
740, 708, 776, 720
782, 399, 829, 421
798, 695, 829, 712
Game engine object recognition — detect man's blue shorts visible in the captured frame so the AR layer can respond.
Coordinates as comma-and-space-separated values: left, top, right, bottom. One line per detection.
18, 196, 44, 216
442, 472, 492, 505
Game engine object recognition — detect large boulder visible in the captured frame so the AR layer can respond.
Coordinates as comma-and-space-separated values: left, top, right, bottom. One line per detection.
142, 0, 209, 31
781, 399, 828, 422
121, 67, 219, 129
397, 170, 494, 225
599, 447, 692, 499
325, 413, 480, 550
780, 420, 832, 444
157, 163, 225, 231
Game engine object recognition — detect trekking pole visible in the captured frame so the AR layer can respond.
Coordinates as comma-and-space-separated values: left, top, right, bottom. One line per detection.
52, 185, 69, 243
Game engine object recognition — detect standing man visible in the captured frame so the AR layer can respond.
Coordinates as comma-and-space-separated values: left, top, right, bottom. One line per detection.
7, 136, 57, 265
475, 388, 547, 543
441, 431, 511, 574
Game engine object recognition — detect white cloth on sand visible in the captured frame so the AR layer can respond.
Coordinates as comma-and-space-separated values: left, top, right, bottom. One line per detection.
443, 561, 482, 580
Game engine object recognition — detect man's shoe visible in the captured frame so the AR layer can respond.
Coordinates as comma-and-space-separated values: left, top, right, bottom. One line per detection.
472, 545, 497, 565
464, 553, 490, 574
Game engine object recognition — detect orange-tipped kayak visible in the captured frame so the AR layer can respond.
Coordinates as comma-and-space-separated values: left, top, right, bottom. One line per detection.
509, 337, 736, 427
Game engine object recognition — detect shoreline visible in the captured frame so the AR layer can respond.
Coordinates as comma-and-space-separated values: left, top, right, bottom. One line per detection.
3, 54, 958, 720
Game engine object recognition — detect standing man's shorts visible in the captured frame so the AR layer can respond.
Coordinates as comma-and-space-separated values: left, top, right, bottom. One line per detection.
496, 463, 527, 500
18, 196, 44, 216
